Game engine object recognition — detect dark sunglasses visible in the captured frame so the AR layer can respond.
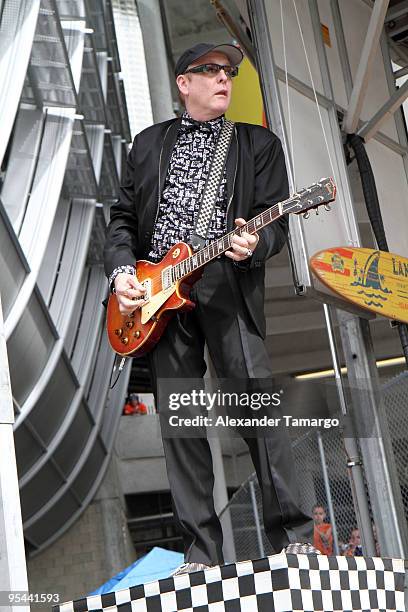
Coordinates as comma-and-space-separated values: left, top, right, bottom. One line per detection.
184, 63, 239, 78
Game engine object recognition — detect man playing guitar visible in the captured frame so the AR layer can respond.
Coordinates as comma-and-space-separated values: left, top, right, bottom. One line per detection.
104, 42, 318, 573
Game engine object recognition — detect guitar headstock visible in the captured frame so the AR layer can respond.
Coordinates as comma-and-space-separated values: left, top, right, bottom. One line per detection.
282, 178, 336, 217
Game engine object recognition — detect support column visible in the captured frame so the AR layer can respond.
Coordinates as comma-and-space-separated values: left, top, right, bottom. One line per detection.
343, 0, 390, 134
248, 479, 264, 558
0, 294, 29, 612
136, 0, 174, 123
337, 310, 408, 558
316, 430, 339, 555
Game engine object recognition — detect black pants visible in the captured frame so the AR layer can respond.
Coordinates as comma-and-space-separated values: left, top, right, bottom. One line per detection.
148, 258, 313, 565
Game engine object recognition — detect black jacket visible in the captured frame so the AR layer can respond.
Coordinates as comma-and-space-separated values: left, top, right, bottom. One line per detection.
104, 118, 289, 338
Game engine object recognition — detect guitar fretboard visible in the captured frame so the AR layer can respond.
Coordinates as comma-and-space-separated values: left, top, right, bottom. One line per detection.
171, 199, 286, 282
169, 176, 335, 282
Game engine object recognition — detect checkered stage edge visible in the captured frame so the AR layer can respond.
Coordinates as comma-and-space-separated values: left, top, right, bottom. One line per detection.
53, 553, 406, 612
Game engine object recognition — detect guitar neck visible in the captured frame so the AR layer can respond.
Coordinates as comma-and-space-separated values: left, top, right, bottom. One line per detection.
172, 197, 290, 282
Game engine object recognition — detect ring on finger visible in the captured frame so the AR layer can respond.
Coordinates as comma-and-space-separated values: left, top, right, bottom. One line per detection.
246, 248, 253, 258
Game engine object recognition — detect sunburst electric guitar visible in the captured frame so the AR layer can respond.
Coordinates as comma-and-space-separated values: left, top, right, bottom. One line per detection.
107, 178, 336, 357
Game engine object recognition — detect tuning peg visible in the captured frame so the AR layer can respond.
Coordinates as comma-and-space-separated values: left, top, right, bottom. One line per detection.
303, 211, 310, 219
315, 208, 319, 215
324, 204, 331, 211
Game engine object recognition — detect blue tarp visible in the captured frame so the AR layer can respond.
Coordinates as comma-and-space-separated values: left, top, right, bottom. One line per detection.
90, 547, 184, 594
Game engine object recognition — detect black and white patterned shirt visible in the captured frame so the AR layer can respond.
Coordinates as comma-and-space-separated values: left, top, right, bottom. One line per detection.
109, 112, 229, 287
147, 111, 228, 262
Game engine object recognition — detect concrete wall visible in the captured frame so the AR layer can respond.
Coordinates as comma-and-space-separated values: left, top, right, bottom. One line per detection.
115, 414, 169, 494
27, 455, 135, 609
115, 414, 255, 493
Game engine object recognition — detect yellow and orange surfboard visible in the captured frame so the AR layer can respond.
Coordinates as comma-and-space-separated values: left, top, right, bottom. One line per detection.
310, 247, 408, 324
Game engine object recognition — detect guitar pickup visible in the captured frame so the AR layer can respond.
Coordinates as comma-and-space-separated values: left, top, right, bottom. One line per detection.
141, 278, 151, 302
161, 266, 173, 291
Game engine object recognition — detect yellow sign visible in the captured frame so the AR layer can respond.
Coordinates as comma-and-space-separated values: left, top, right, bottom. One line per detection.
226, 57, 265, 126
310, 247, 408, 324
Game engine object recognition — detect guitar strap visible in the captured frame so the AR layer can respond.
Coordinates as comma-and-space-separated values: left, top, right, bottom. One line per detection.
190, 119, 235, 251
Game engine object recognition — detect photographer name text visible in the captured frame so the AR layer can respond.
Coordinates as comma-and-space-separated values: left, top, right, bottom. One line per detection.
168, 415, 340, 429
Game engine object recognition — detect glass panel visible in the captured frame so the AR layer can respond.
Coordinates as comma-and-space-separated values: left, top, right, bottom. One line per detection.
37, 197, 71, 306
54, 0, 86, 18
78, 34, 106, 123
99, 133, 119, 198
20, 462, 64, 522
64, 119, 97, 197
21, 0, 76, 107
24, 490, 78, 547
0, 0, 29, 55
14, 424, 44, 477
0, 107, 44, 232
7, 291, 55, 406
27, 355, 77, 445
64, 267, 88, 357
53, 400, 94, 477
72, 437, 106, 500
86, 0, 120, 72
0, 201, 28, 318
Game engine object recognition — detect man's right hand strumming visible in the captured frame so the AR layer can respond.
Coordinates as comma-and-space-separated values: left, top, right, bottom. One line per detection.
114, 273, 147, 315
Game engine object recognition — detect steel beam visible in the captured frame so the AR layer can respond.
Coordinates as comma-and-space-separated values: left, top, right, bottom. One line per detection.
274, 66, 408, 155
385, 0, 408, 23
330, 0, 353, 100
249, 479, 265, 557
210, 0, 257, 67
381, 32, 408, 168
136, 0, 174, 123
344, 0, 390, 134
393, 65, 408, 78
323, 305, 376, 556
246, 0, 307, 295
389, 37, 408, 65
337, 310, 408, 558
0, 294, 29, 610
308, 0, 360, 247
316, 430, 340, 555
358, 77, 408, 140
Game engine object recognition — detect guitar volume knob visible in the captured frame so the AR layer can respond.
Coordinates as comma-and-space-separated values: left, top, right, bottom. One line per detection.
126, 321, 134, 328
133, 330, 141, 338
121, 337, 129, 345
115, 328, 123, 336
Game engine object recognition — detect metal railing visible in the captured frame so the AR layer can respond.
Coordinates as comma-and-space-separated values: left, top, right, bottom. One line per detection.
221, 371, 408, 561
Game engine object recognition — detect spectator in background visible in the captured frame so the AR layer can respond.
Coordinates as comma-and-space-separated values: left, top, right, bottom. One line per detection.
123, 393, 147, 416
312, 504, 333, 555
344, 527, 363, 556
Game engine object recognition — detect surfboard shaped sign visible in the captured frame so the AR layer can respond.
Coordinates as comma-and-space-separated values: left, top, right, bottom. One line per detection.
310, 247, 408, 324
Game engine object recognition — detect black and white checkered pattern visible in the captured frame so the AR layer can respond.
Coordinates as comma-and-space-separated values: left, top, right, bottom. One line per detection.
53, 553, 405, 612
193, 119, 234, 240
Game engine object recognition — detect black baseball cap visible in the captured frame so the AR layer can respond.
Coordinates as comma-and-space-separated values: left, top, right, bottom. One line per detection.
175, 43, 243, 77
